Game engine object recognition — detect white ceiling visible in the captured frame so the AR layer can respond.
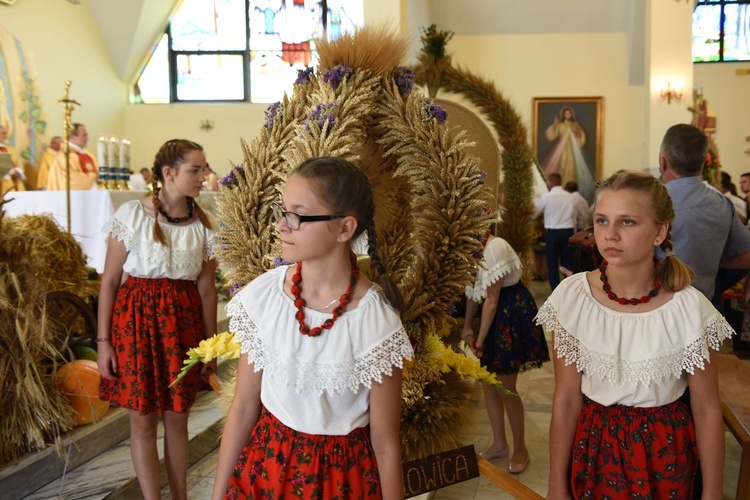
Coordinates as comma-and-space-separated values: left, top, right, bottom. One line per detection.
86, 0, 177, 81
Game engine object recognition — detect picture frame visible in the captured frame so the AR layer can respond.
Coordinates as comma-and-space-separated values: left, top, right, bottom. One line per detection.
532, 96, 603, 202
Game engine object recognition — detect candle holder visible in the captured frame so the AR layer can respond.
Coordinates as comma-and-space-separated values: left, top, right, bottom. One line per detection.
98, 165, 112, 190
119, 167, 131, 190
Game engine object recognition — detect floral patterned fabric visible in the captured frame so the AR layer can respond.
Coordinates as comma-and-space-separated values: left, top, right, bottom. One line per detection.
99, 277, 210, 414
571, 396, 697, 498
480, 282, 550, 375
225, 407, 381, 499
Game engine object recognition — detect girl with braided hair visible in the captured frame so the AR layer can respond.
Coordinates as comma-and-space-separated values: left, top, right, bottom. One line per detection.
212, 157, 413, 499
97, 139, 217, 500
537, 170, 732, 499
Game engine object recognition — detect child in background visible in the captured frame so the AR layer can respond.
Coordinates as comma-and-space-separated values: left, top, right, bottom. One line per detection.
97, 139, 217, 500
538, 170, 731, 498
211, 157, 413, 499
462, 224, 549, 474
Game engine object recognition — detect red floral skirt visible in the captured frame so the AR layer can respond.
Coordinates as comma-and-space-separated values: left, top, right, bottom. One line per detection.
571, 396, 697, 498
99, 277, 209, 414
225, 407, 381, 499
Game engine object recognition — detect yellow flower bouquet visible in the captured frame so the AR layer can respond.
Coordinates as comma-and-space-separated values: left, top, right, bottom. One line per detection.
169, 332, 241, 392
422, 332, 515, 396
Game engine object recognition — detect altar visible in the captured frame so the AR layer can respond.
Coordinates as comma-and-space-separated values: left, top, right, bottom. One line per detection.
2, 190, 219, 273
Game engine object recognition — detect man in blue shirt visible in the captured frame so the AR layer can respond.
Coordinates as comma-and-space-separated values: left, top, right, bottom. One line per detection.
658, 123, 750, 309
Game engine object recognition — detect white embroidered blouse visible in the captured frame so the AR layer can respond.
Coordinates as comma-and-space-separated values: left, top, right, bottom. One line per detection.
535, 272, 734, 408
102, 200, 215, 280
227, 265, 414, 436
465, 237, 523, 302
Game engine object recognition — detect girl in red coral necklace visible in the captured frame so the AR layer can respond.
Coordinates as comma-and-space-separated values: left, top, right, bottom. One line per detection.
212, 157, 413, 499
538, 170, 731, 499
98, 139, 217, 500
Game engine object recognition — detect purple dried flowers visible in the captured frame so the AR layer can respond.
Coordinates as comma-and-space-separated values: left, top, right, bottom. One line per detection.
322, 64, 353, 90
295, 66, 315, 85
472, 169, 487, 186
219, 169, 236, 188
228, 282, 245, 296
219, 163, 243, 188
305, 102, 337, 132
423, 100, 448, 125
264, 101, 282, 129
273, 256, 293, 267
393, 66, 415, 95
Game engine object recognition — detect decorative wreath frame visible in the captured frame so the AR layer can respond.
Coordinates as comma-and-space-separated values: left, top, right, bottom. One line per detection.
413, 26, 538, 271
214, 27, 495, 460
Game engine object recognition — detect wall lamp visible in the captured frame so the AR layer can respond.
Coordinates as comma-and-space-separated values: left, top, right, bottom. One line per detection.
660, 82, 683, 104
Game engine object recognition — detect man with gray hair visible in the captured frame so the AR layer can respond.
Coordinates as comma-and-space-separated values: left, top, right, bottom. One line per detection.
658, 123, 750, 310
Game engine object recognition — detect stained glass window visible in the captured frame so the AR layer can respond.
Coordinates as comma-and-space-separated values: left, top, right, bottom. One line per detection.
693, 1, 750, 63
134, 0, 364, 103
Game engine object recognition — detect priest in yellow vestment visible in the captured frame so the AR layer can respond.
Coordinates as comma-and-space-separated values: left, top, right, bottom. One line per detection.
0, 125, 25, 193
35, 135, 62, 189
46, 123, 99, 191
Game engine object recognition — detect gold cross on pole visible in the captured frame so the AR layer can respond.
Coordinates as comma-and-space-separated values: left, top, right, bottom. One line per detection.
55, 81, 81, 233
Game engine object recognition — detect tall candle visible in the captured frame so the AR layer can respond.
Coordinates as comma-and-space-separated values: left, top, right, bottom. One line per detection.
97, 136, 106, 166
109, 137, 120, 170
107, 137, 115, 167
120, 139, 130, 169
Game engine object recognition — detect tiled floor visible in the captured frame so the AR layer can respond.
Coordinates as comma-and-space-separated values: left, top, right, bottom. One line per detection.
175, 279, 744, 499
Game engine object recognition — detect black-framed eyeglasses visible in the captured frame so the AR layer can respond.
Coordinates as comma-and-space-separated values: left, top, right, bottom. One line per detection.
271, 202, 344, 231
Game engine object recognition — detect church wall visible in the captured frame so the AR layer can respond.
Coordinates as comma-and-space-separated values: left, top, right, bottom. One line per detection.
694, 63, 750, 182
0, 0, 125, 148
441, 32, 647, 180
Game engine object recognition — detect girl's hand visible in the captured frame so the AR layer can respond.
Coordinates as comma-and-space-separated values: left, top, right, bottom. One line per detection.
201, 358, 218, 376
97, 341, 118, 380
470, 337, 485, 358
460, 326, 475, 343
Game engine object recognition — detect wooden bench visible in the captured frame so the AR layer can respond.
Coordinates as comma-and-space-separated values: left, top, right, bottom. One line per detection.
717, 353, 750, 499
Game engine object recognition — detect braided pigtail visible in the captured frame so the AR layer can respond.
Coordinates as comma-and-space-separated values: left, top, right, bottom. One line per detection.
366, 219, 406, 318
192, 199, 214, 231
658, 231, 694, 292
151, 167, 168, 246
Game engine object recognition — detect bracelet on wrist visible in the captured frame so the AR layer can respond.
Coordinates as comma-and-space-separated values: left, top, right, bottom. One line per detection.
471, 338, 485, 352
95, 338, 110, 343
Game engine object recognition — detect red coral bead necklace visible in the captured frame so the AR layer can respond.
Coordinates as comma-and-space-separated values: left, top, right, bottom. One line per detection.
599, 259, 660, 305
292, 251, 360, 337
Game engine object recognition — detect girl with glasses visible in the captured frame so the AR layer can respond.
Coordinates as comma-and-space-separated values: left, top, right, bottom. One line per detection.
212, 157, 413, 499
97, 139, 217, 500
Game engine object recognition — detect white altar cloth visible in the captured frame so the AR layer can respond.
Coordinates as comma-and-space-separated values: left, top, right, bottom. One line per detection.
3, 190, 219, 273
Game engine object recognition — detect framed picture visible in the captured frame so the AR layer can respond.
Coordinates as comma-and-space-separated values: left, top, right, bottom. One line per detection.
532, 96, 603, 202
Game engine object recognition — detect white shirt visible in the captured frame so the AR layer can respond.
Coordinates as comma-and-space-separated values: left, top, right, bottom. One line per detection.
536, 273, 733, 408
534, 186, 575, 229
466, 237, 522, 302
570, 191, 591, 231
102, 200, 215, 280
229, 266, 413, 435
129, 173, 148, 191
724, 191, 747, 220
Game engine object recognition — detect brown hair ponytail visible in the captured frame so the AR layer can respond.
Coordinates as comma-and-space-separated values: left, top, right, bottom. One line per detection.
657, 232, 694, 292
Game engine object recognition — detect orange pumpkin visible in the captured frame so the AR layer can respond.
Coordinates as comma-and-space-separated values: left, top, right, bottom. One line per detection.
52, 359, 109, 425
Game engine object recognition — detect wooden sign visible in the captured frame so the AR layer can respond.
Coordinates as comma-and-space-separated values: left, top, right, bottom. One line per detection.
402, 445, 479, 498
